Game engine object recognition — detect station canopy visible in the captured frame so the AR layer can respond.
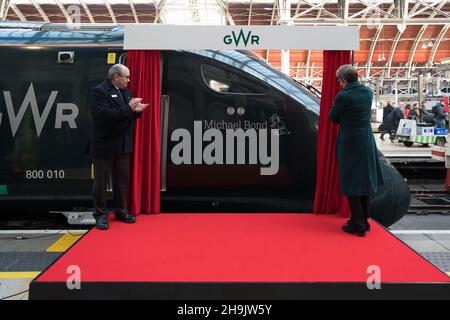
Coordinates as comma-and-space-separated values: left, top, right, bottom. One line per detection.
1, 0, 450, 88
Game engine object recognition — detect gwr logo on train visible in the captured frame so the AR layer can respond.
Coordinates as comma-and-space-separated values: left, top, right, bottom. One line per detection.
1, 83, 280, 176
1, 83, 78, 138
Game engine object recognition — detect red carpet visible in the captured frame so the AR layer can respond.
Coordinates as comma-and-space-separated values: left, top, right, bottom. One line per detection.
37, 214, 449, 283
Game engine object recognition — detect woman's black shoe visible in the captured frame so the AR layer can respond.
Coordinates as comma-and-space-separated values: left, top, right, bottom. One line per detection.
342, 224, 366, 237
346, 220, 370, 231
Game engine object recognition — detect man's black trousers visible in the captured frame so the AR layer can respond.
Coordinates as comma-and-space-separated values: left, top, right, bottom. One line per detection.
93, 154, 130, 217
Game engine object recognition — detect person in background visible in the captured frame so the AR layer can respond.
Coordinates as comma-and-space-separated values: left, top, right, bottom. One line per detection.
432, 100, 446, 129
329, 64, 384, 237
386, 103, 404, 142
403, 104, 411, 119
443, 97, 449, 114
380, 101, 394, 141
421, 101, 435, 124
408, 103, 420, 121
398, 101, 405, 111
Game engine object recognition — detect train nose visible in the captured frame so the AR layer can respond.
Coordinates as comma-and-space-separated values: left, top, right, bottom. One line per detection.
370, 160, 411, 227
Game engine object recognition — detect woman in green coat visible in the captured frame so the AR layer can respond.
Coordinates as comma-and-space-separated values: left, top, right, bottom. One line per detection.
329, 65, 384, 237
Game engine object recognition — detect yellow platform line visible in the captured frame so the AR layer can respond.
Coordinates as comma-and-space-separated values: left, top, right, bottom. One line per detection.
46, 233, 84, 252
447, 272, 450, 277
0, 272, 40, 279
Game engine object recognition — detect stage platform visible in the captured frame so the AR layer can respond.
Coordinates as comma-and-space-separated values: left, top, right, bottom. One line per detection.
30, 214, 450, 299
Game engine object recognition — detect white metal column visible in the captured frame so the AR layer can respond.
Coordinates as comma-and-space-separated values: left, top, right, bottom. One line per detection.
278, 0, 292, 76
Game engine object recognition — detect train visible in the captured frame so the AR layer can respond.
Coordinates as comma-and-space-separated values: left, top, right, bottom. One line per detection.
0, 22, 410, 226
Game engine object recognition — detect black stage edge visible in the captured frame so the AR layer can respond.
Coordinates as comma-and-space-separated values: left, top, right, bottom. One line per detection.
29, 281, 450, 300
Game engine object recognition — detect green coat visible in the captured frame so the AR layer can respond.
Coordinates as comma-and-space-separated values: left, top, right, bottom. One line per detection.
329, 82, 384, 196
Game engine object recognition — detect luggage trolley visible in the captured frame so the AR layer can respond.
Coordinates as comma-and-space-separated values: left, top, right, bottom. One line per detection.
395, 119, 447, 147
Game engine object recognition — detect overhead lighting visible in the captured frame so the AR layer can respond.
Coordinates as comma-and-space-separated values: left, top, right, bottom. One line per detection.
422, 41, 427, 49
381, 53, 386, 61
428, 39, 433, 47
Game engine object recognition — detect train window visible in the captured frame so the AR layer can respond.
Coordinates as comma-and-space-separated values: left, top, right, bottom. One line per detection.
201, 63, 268, 95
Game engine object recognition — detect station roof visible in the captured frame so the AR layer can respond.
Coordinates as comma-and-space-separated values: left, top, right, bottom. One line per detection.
1, 0, 449, 87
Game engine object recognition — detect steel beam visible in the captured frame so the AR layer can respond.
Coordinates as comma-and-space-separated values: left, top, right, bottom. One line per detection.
292, 18, 450, 25
30, 0, 50, 23
428, 24, 450, 65
0, 0, 10, 20
386, 2, 421, 79
406, 1, 447, 78
55, 0, 72, 24
415, 0, 450, 18
216, 0, 235, 25
9, 3, 25, 22
79, 0, 95, 23
248, 0, 252, 25
366, 4, 395, 79
104, 0, 117, 24
129, 0, 139, 23
270, 1, 277, 25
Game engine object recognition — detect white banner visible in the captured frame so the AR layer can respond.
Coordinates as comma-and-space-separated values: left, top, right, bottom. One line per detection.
124, 25, 359, 50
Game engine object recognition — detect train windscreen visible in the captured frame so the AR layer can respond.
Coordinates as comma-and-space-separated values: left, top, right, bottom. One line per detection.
183, 50, 321, 114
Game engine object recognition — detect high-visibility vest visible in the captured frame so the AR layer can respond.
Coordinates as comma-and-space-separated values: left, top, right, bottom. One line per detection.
444, 96, 449, 113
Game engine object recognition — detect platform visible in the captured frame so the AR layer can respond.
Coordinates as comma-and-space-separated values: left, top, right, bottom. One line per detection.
30, 214, 450, 299
374, 132, 434, 160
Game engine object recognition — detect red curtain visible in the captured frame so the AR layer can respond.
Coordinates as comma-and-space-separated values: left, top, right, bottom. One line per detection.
313, 50, 351, 217
127, 50, 161, 215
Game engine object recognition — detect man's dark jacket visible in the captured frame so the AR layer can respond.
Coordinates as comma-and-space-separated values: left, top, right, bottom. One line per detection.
433, 103, 446, 120
382, 104, 394, 130
89, 79, 140, 158
387, 107, 404, 130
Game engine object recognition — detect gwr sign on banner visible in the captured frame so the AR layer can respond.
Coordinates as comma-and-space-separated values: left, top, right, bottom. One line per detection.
124, 25, 359, 50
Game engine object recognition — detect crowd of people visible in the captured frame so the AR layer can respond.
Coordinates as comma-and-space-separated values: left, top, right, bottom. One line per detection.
379, 99, 448, 142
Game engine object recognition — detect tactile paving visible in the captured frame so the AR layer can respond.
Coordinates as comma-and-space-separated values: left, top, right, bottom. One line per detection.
420, 252, 450, 274
0, 252, 62, 272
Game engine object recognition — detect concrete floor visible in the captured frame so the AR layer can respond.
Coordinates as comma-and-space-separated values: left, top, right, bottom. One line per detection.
0, 230, 85, 300
374, 132, 433, 158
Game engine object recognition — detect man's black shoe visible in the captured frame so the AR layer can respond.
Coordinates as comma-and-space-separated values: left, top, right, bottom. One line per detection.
95, 215, 109, 230
115, 212, 136, 223
342, 224, 366, 237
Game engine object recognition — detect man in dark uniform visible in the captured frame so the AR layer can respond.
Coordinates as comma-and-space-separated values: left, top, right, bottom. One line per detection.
379, 101, 394, 141
90, 64, 148, 230
329, 65, 384, 237
432, 101, 446, 128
